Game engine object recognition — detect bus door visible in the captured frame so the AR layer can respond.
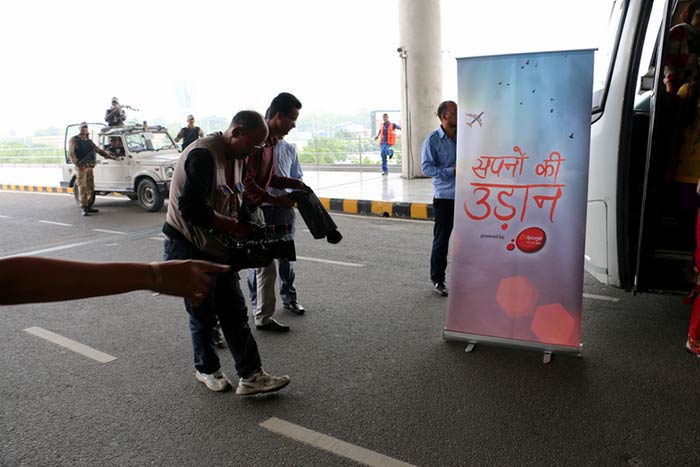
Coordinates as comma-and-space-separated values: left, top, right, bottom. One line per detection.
586, 0, 659, 289
634, 0, 698, 293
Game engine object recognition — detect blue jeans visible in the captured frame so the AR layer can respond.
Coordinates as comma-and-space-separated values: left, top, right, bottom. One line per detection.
164, 234, 261, 378
380, 143, 393, 174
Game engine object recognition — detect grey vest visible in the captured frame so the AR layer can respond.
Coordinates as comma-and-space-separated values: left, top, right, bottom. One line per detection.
166, 132, 243, 257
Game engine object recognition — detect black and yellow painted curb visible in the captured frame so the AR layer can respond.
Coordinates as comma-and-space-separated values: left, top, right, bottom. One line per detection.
1, 184, 73, 194
318, 197, 433, 220
0, 184, 434, 220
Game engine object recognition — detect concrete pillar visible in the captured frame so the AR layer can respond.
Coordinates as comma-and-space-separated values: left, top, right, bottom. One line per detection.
398, 0, 442, 179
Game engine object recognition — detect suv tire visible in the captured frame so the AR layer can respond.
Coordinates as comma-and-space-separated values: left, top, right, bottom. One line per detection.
73, 182, 95, 207
137, 178, 164, 212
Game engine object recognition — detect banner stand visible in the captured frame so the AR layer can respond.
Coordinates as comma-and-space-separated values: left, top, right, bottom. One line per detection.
443, 330, 582, 364
443, 49, 594, 359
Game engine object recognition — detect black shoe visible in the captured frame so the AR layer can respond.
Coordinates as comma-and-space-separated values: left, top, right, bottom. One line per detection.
82, 207, 89, 216
283, 302, 306, 315
326, 230, 343, 244
256, 319, 290, 332
433, 282, 449, 297
87, 207, 99, 213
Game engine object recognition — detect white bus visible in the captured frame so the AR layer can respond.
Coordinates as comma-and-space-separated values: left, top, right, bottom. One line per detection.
587, 0, 699, 292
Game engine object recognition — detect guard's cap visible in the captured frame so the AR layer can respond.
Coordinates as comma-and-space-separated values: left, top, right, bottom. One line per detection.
79, 122, 88, 129
111, 97, 119, 104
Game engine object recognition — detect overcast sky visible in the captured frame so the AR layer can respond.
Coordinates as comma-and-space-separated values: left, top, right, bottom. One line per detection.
1, 0, 610, 136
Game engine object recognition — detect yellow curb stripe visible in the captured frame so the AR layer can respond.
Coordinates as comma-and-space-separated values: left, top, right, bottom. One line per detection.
371, 201, 393, 217
410, 203, 429, 219
318, 197, 331, 210
342, 199, 358, 214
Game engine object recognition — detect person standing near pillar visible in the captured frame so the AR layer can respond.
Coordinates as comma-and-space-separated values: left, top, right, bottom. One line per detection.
421, 101, 457, 297
374, 113, 401, 175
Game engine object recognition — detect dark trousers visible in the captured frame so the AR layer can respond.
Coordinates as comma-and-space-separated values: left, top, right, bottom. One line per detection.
164, 234, 261, 379
430, 198, 454, 284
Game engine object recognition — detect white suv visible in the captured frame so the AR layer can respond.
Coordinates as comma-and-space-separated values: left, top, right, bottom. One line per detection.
61, 123, 179, 212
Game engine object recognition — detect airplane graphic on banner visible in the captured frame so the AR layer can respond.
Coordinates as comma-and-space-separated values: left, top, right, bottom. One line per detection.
466, 111, 484, 128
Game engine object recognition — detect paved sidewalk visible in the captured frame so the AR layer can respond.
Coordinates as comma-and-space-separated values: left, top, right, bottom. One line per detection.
0, 165, 436, 220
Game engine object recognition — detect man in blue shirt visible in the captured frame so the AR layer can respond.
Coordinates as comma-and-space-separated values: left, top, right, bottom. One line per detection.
421, 101, 457, 296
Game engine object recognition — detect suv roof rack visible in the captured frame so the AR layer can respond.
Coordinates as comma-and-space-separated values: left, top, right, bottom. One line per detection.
99, 124, 167, 135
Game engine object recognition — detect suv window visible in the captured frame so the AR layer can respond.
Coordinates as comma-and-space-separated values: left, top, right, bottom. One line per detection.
125, 132, 178, 153
101, 135, 126, 157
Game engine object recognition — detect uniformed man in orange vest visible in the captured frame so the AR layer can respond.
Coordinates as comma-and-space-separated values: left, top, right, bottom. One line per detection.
374, 113, 401, 175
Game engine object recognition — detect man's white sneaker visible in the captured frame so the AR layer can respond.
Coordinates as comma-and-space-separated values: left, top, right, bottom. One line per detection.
236, 369, 290, 396
195, 369, 231, 392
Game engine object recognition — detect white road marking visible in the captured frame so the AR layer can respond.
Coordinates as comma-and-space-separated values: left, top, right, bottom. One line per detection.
149, 237, 165, 241
93, 229, 126, 235
24, 326, 116, 363
260, 417, 415, 467
296, 256, 364, 267
333, 212, 429, 224
39, 220, 73, 227
0, 214, 10, 218
0, 190, 67, 197
0, 227, 161, 259
1, 240, 96, 258
583, 293, 620, 303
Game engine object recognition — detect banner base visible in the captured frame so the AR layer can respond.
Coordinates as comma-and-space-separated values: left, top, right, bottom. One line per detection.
443, 329, 582, 359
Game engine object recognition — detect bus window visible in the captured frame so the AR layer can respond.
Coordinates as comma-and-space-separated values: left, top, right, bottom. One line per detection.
637, 0, 666, 96
593, 0, 628, 113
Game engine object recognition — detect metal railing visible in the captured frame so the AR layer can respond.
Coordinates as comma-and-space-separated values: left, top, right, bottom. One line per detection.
0, 135, 403, 170
298, 135, 402, 171
0, 147, 63, 164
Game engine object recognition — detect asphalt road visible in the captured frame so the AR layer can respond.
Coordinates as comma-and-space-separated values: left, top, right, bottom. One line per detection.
1, 191, 699, 467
